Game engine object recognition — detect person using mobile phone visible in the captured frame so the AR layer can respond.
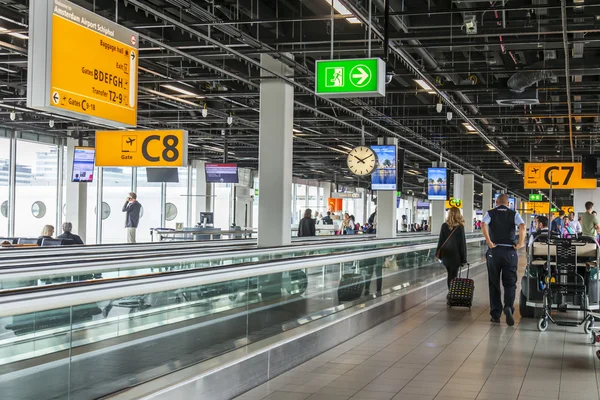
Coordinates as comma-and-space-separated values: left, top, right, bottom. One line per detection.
122, 192, 142, 243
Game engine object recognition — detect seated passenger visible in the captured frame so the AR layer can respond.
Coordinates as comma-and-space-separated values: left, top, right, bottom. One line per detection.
37, 224, 55, 246
58, 222, 84, 245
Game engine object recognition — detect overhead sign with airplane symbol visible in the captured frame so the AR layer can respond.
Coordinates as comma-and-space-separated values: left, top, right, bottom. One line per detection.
524, 163, 597, 189
95, 130, 188, 167
316, 58, 385, 98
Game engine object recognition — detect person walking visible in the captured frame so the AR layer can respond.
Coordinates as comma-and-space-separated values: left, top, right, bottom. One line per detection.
581, 202, 600, 238
550, 210, 565, 235
436, 207, 467, 289
298, 208, 316, 237
122, 192, 142, 243
481, 194, 526, 326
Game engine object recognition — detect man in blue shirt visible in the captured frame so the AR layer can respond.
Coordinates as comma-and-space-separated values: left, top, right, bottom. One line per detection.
481, 194, 526, 326
550, 210, 565, 235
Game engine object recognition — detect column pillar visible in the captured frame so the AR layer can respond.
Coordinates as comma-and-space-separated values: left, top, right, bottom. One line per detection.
323, 182, 332, 201
463, 174, 475, 233
483, 182, 493, 212
453, 173, 464, 200
376, 137, 398, 239
431, 200, 445, 235
257, 54, 294, 247
65, 138, 87, 242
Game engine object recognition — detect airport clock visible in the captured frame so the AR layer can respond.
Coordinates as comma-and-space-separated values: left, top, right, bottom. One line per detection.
347, 146, 377, 176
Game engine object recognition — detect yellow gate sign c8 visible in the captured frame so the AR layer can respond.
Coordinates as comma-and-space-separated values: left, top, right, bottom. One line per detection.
95, 130, 188, 167
524, 163, 597, 189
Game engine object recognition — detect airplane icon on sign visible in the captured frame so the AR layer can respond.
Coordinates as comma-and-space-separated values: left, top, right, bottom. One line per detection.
122, 135, 137, 153
531, 168, 539, 174
126, 137, 135, 145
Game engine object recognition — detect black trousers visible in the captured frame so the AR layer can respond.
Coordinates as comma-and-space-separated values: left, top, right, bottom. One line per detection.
364, 265, 383, 293
445, 264, 460, 289
486, 246, 518, 319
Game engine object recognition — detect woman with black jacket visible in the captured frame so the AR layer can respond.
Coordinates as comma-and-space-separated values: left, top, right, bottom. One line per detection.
436, 207, 468, 289
298, 208, 316, 237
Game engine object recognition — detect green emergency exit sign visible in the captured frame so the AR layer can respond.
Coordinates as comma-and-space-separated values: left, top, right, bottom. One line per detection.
315, 58, 386, 98
551, 207, 558, 212
529, 193, 543, 201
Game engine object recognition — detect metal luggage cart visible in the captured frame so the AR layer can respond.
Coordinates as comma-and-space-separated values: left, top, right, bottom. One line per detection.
534, 237, 599, 332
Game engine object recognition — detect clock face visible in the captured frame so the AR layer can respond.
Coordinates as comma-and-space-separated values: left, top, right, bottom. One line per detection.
347, 146, 377, 176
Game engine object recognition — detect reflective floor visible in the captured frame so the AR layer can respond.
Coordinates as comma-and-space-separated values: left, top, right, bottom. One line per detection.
236, 253, 600, 400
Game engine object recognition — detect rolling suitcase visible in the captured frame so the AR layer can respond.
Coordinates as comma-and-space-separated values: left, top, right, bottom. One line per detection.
447, 263, 474, 308
338, 273, 365, 301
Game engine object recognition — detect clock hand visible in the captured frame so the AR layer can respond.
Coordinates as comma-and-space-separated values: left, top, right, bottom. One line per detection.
353, 155, 366, 164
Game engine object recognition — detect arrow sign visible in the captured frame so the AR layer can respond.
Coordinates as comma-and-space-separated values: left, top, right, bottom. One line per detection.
351, 67, 369, 86
131, 50, 136, 61
52, 91, 59, 104
349, 65, 371, 87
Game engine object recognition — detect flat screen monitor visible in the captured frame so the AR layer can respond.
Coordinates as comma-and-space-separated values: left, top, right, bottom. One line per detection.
199, 212, 214, 225
427, 168, 447, 200
146, 168, 179, 183
371, 145, 397, 191
493, 193, 515, 210
72, 146, 95, 183
205, 163, 239, 184
416, 202, 430, 210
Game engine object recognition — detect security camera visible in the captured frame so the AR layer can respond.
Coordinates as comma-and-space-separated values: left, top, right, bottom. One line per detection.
385, 73, 393, 84
464, 15, 477, 34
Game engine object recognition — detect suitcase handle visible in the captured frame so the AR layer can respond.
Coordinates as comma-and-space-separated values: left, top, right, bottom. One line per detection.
459, 263, 470, 279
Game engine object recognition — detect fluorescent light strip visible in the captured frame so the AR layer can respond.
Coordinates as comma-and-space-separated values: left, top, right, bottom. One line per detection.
414, 79, 435, 94
503, 160, 511, 165
146, 88, 201, 107
324, 0, 361, 23
162, 84, 203, 98
339, 145, 353, 152
293, 128, 302, 133
8, 32, 28, 39
486, 143, 496, 151
0, 66, 17, 73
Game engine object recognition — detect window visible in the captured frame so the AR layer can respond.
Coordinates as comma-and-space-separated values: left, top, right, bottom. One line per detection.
164, 167, 189, 228
135, 168, 162, 242
14, 141, 58, 238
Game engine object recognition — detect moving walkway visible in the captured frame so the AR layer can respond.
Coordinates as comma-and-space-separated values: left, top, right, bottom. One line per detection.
0, 236, 486, 400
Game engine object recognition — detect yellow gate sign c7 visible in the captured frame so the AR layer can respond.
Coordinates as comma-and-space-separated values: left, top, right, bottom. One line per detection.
524, 163, 597, 189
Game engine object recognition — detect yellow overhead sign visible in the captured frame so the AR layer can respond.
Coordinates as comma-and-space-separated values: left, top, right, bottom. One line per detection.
27, 0, 138, 128
561, 206, 574, 215
524, 163, 597, 189
445, 198, 463, 209
95, 130, 188, 167
520, 202, 550, 214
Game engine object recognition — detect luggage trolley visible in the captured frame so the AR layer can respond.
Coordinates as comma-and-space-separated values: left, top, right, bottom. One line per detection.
536, 236, 599, 333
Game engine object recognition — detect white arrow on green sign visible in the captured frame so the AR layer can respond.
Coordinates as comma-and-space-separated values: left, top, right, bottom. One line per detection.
316, 58, 386, 98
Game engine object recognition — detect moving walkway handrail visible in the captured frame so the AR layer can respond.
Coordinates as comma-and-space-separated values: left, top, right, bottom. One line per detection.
0, 234, 449, 276
0, 236, 486, 318
0, 232, 433, 260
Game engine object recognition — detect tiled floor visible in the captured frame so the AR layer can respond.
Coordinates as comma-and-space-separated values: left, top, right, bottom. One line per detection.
235, 254, 600, 400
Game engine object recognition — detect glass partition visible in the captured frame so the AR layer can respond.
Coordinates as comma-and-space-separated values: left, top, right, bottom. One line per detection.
0, 239, 486, 399
135, 168, 162, 242
164, 167, 189, 229
0, 137, 9, 237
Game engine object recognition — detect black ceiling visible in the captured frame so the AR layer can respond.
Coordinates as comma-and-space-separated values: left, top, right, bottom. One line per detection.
1, 0, 598, 205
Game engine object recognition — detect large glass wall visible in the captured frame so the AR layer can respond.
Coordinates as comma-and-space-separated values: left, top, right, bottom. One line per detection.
135, 168, 162, 242
0, 137, 9, 237
101, 167, 132, 243
14, 141, 58, 238
213, 183, 232, 229
164, 167, 190, 229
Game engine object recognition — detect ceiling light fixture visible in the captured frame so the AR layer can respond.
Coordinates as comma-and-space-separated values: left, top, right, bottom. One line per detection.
486, 143, 496, 151
447, 112, 452, 121
162, 84, 202, 97
436, 103, 443, 113
202, 103, 208, 118
503, 160, 511, 165
339, 145, 353, 152
8, 32, 28, 40
146, 88, 201, 107
414, 79, 435, 94
293, 128, 302, 133
462, 122, 476, 132
9, 110, 15, 121
323, 0, 361, 23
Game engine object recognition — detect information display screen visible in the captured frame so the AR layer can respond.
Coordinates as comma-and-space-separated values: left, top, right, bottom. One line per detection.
427, 168, 447, 200
416, 202, 430, 210
371, 145, 397, 191
72, 146, 95, 183
206, 163, 239, 183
